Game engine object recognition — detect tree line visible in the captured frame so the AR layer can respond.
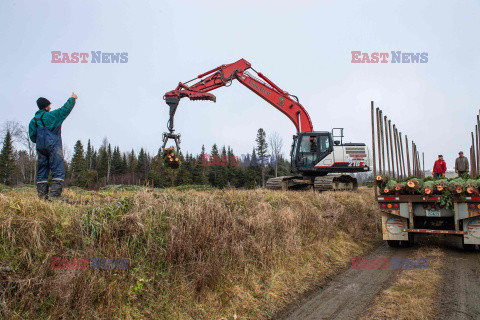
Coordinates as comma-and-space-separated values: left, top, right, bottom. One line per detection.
0, 123, 291, 189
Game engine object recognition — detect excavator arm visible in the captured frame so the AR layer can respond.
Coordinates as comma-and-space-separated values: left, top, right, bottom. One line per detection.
164, 58, 314, 134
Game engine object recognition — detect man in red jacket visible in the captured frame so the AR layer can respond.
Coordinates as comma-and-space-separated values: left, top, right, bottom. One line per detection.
432, 155, 447, 179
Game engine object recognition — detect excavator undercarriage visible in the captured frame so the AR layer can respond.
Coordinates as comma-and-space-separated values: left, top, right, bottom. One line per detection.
265, 175, 358, 192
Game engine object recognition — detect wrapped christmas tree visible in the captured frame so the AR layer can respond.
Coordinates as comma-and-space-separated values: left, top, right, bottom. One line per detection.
406, 178, 423, 194
422, 181, 435, 195
465, 179, 479, 195
394, 182, 406, 194
375, 175, 389, 185
382, 179, 398, 195
448, 178, 465, 194
434, 179, 448, 193
163, 147, 181, 169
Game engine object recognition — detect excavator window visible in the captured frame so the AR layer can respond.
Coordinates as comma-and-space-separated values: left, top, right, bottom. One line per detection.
300, 136, 316, 153
319, 136, 330, 153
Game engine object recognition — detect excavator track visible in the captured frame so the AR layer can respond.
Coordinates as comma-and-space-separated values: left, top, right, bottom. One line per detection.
265, 176, 295, 190
266, 174, 358, 192
314, 174, 358, 192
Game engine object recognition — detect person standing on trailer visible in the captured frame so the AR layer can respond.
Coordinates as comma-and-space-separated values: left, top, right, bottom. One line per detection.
432, 154, 447, 179
29, 93, 78, 200
455, 151, 469, 177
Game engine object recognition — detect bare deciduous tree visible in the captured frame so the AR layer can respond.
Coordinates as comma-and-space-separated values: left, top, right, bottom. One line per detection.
1, 121, 37, 183
269, 132, 283, 177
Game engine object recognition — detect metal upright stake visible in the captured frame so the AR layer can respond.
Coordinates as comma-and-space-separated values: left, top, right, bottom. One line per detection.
476, 122, 480, 176
388, 120, 395, 178
371, 101, 377, 197
395, 127, 403, 180
399, 132, 407, 178
405, 135, 411, 177
379, 111, 386, 174
422, 152, 425, 178
472, 131, 477, 177
393, 125, 400, 180
412, 142, 417, 176
470, 144, 475, 177
376, 107, 382, 175
384, 116, 391, 176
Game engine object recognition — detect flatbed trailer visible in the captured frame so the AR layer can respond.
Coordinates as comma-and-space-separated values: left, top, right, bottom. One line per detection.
378, 194, 480, 250
369, 102, 480, 250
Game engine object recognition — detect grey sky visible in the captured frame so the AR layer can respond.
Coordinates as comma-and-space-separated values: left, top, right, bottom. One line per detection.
0, 0, 479, 169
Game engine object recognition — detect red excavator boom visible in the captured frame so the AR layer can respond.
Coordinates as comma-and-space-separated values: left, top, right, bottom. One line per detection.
164, 58, 313, 133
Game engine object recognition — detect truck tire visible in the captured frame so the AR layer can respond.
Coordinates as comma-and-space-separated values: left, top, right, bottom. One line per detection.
402, 234, 415, 247
462, 237, 476, 251
387, 240, 401, 247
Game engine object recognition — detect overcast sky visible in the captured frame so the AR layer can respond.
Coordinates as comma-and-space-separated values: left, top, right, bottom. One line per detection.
1, 0, 479, 169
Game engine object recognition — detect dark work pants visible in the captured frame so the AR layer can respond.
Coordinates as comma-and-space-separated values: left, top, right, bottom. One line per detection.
37, 146, 65, 183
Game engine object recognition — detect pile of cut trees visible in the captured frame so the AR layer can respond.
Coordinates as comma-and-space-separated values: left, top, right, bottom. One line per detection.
163, 147, 180, 169
376, 175, 480, 196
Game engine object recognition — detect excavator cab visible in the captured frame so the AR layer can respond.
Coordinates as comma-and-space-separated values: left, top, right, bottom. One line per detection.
291, 132, 333, 174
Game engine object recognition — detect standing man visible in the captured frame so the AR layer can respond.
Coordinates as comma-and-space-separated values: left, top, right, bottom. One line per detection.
455, 151, 469, 177
29, 93, 78, 200
432, 154, 447, 179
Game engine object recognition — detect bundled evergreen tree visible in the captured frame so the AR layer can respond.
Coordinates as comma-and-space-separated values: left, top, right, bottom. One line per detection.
0, 131, 16, 185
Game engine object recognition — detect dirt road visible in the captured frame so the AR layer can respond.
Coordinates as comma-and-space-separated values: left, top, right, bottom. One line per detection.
436, 239, 480, 320
278, 237, 480, 320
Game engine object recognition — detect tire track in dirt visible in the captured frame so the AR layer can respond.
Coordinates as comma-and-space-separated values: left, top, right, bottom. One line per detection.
279, 243, 413, 320
435, 238, 480, 320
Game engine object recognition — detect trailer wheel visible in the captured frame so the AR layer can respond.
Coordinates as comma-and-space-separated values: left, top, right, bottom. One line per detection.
402, 234, 414, 247
387, 240, 401, 247
462, 237, 476, 251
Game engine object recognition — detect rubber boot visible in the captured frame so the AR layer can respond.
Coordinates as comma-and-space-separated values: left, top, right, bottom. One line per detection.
49, 180, 68, 202
37, 182, 49, 200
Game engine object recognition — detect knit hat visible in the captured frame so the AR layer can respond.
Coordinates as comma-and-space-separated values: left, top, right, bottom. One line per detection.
36, 97, 51, 110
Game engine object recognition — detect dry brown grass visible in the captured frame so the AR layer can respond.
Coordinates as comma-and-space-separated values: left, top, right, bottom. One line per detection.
0, 186, 380, 319
360, 247, 445, 320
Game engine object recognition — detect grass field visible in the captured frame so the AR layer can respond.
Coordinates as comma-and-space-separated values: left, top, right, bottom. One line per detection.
0, 185, 380, 319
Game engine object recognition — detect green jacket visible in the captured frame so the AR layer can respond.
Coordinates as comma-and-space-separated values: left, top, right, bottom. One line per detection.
29, 97, 76, 143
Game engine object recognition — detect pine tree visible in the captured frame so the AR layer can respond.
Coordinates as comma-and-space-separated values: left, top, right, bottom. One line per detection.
107, 144, 112, 182
86, 139, 93, 170
247, 148, 261, 188
0, 131, 16, 185
209, 144, 220, 186
255, 128, 269, 187
97, 146, 109, 178
128, 149, 137, 173
111, 146, 123, 175
91, 151, 98, 170
137, 148, 148, 177
121, 153, 128, 174
71, 140, 86, 180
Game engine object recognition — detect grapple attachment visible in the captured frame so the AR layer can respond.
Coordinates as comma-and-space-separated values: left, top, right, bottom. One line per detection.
164, 89, 216, 102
